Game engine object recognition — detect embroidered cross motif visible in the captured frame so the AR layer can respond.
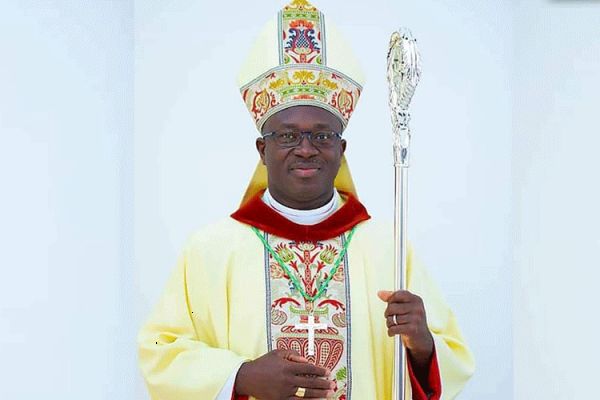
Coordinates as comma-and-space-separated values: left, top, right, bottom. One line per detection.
294, 315, 328, 356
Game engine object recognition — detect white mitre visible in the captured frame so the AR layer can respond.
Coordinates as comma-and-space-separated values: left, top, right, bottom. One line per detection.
237, 0, 367, 205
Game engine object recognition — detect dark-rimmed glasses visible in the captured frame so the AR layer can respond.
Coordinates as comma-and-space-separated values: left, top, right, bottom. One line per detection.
262, 131, 342, 148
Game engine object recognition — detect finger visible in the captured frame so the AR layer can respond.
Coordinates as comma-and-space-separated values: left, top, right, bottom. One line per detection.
378, 290, 417, 304
289, 387, 335, 399
389, 290, 420, 304
279, 349, 309, 363
294, 375, 335, 391
384, 303, 414, 317
287, 353, 309, 363
303, 387, 336, 399
387, 320, 420, 337
386, 314, 412, 328
290, 362, 330, 377
377, 290, 394, 302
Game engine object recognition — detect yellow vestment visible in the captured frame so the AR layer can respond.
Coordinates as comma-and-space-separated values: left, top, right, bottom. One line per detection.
138, 217, 474, 399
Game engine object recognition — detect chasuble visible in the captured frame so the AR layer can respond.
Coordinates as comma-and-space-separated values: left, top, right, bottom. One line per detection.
138, 193, 475, 399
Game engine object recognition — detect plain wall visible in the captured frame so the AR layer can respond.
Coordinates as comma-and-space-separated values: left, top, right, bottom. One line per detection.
0, 1, 134, 399
512, 0, 600, 398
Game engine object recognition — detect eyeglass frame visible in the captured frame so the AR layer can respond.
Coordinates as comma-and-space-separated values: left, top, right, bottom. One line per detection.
261, 130, 343, 149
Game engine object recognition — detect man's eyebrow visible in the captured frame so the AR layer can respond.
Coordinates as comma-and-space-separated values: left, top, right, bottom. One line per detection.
312, 123, 335, 129
278, 123, 337, 129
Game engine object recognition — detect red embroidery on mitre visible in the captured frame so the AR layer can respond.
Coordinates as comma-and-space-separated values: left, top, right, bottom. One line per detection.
336, 89, 354, 119
230, 191, 370, 242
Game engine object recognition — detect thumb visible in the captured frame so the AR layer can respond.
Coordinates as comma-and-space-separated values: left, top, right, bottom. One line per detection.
377, 290, 394, 302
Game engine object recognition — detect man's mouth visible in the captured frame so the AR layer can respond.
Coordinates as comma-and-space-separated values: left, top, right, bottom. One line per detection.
290, 165, 321, 178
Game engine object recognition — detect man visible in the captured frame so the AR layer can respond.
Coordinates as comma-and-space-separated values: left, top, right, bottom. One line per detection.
138, 1, 474, 399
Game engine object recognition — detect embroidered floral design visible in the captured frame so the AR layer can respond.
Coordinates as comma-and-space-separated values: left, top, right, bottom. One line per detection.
334, 367, 348, 399
270, 262, 286, 279
284, 0, 318, 12
241, 66, 361, 130
332, 265, 345, 282
271, 308, 288, 325
275, 243, 294, 263
239, 0, 362, 130
266, 233, 351, 399
320, 244, 338, 264
281, 0, 322, 64
249, 89, 275, 121
284, 20, 321, 64
296, 242, 317, 252
334, 89, 356, 120
332, 312, 347, 328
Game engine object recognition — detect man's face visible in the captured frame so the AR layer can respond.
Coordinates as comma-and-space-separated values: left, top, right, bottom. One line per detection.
256, 106, 346, 210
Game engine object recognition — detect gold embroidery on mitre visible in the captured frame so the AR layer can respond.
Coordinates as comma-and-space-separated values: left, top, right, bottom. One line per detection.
239, 0, 363, 130
241, 66, 361, 130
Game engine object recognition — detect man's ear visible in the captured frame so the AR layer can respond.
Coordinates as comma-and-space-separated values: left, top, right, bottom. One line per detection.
256, 138, 267, 165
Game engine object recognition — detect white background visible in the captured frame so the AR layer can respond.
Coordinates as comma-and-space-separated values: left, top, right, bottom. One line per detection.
1, 0, 598, 399
512, 0, 600, 398
1, 1, 135, 399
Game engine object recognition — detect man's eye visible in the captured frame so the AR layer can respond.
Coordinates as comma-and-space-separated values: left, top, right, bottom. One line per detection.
314, 132, 332, 141
278, 132, 298, 141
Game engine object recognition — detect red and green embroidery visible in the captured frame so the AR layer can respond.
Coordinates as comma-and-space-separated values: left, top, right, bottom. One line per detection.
252, 226, 356, 302
280, 0, 324, 65
258, 229, 355, 399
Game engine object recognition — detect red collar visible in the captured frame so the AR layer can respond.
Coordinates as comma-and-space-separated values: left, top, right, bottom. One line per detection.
231, 191, 371, 242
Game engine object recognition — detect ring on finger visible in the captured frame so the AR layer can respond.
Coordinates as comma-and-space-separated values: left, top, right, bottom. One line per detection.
393, 314, 399, 325
295, 387, 306, 398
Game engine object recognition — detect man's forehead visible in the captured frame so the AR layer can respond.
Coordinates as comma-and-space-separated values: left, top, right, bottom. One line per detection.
266, 106, 344, 129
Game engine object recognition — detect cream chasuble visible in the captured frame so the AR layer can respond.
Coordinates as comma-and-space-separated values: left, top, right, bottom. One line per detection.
138, 193, 475, 400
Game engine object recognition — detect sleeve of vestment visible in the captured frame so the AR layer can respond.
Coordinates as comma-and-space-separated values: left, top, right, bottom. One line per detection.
215, 363, 243, 399
408, 245, 476, 399
137, 250, 248, 400
407, 345, 441, 399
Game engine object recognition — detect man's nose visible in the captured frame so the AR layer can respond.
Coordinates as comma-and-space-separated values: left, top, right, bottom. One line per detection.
293, 135, 319, 157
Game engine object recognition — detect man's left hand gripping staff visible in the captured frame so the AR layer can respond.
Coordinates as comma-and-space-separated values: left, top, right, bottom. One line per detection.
378, 290, 434, 369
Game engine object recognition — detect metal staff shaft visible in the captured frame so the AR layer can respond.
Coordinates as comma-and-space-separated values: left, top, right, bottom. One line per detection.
393, 166, 409, 400
387, 27, 421, 400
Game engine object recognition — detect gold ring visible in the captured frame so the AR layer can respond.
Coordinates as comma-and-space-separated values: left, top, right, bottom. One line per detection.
295, 387, 306, 398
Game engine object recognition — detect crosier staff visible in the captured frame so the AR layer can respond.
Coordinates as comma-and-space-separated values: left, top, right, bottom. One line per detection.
387, 28, 422, 400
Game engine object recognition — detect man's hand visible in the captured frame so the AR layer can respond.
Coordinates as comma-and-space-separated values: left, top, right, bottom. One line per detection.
234, 349, 336, 400
377, 290, 434, 367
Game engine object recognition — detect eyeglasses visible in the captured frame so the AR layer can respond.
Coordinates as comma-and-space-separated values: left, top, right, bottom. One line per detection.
262, 131, 342, 148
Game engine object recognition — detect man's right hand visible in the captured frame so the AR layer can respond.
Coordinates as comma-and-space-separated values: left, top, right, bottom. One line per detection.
234, 349, 336, 399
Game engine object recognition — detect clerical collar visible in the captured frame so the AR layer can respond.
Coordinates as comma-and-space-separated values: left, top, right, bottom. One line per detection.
262, 189, 341, 226
231, 190, 371, 242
